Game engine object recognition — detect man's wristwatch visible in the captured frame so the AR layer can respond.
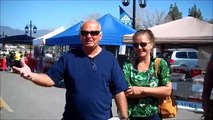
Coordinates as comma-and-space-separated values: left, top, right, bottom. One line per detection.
121, 117, 129, 120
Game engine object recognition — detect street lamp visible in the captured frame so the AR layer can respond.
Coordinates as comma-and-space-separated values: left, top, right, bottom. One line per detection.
25, 20, 37, 53
122, 0, 147, 29
0, 32, 7, 38
25, 20, 37, 36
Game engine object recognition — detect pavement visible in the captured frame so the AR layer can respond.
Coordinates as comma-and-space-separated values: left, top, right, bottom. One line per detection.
0, 71, 204, 120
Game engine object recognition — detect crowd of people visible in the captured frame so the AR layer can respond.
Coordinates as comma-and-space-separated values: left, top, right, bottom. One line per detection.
0, 50, 31, 71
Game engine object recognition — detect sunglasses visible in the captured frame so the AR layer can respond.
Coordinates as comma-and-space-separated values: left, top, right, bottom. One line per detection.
133, 42, 151, 48
80, 30, 101, 36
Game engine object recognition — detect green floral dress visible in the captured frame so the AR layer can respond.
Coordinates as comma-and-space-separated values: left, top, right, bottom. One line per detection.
122, 58, 171, 117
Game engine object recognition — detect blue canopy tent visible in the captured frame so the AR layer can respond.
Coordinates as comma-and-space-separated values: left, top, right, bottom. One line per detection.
46, 14, 135, 46
98, 14, 135, 45
45, 21, 83, 45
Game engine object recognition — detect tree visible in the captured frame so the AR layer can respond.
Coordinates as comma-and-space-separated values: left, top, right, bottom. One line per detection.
166, 3, 182, 21
188, 4, 203, 20
139, 10, 167, 29
83, 13, 101, 20
207, 19, 213, 24
127, 8, 167, 29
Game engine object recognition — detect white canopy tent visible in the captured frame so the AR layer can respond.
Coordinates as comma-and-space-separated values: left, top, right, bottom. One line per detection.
123, 17, 213, 45
33, 27, 65, 45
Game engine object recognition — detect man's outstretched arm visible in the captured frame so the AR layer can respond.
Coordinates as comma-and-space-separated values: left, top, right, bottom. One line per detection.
13, 58, 55, 87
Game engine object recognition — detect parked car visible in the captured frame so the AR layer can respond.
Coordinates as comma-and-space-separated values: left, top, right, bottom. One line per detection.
161, 48, 199, 71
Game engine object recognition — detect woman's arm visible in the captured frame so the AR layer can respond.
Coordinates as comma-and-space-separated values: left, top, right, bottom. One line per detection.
125, 58, 172, 98
125, 82, 172, 98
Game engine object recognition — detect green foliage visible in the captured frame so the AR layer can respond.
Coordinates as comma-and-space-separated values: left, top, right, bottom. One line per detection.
207, 19, 213, 24
209, 20, 213, 24
167, 3, 182, 21
188, 4, 203, 20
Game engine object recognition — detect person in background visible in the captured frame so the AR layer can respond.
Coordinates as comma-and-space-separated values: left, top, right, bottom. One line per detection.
8, 50, 16, 71
122, 29, 172, 120
6, 50, 12, 71
44, 51, 53, 58
13, 20, 128, 120
24, 51, 28, 58
14, 51, 22, 67
202, 52, 213, 120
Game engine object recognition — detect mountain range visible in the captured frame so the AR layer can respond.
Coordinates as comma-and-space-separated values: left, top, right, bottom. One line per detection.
0, 26, 51, 38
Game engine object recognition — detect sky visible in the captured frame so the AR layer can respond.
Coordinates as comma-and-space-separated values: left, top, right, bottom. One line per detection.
1, 0, 213, 31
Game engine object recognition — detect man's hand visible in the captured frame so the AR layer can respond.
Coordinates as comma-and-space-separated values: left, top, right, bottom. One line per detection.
13, 58, 33, 80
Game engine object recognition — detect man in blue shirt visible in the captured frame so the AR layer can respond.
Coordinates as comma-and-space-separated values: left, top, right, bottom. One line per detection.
13, 20, 129, 120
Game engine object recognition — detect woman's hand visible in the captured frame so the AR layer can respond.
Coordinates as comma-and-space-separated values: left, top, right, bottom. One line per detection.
125, 86, 147, 98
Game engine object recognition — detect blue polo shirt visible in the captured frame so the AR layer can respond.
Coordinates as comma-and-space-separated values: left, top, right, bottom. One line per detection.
47, 48, 128, 120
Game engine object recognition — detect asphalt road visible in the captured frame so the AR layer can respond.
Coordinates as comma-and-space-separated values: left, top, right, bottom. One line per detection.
0, 71, 203, 120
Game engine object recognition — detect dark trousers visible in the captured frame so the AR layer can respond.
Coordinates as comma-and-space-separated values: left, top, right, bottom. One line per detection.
130, 113, 162, 120
204, 100, 213, 120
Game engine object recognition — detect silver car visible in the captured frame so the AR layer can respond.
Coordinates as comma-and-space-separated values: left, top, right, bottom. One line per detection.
161, 48, 198, 71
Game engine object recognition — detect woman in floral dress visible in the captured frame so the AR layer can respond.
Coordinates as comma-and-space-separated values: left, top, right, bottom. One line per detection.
123, 29, 172, 120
